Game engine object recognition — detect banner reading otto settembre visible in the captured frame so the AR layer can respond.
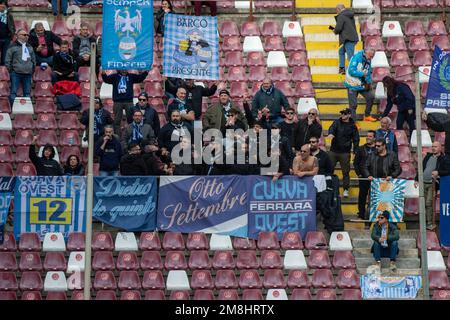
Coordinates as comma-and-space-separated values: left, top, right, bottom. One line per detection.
369, 178, 407, 222
101, 0, 153, 70
425, 46, 450, 109
163, 14, 219, 80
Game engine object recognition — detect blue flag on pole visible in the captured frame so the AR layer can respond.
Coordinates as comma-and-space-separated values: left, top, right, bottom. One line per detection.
163, 14, 219, 80
440, 176, 450, 246
101, 0, 153, 70
425, 46, 450, 109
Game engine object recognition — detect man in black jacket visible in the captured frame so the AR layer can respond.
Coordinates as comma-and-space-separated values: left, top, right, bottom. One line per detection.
178, 79, 217, 120
80, 96, 113, 143
29, 136, 62, 176
353, 130, 376, 219
28, 22, 61, 67
120, 143, 148, 176
51, 40, 78, 83
167, 87, 195, 123
293, 108, 322, 151
423, 112, 450, 155
95, 125, 122, 176
72, 23, 97, 70
362, 138, 401, 181
0, 0, 15, 66
141, 139, 172, 176
328, 108, 359, 197
158, 109, 194, 153
279, 107, 296, 148
309, 136, 333, 175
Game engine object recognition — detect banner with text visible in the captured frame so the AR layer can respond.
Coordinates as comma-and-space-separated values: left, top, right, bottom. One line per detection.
440, 176, 450, 246
425, 46, 450, 109
0, 177, 14, 226
102, 0, 153, 70
93, 176, 157, 231
163, 14, 219, 80
14, 177, 86, 240
157, 176, 248, 237
361, 274, 422, 299
248, 176, 316, 239
369, 178, 406, 222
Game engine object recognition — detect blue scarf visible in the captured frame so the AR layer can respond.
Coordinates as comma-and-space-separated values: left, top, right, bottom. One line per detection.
176, 98, 187, 112
131, 121, 143, 143
261, 84, 274, 96
0, 9, 8, 25
59, 51, 71, 64
93, 109, 103, 136
118, 75, 128, 95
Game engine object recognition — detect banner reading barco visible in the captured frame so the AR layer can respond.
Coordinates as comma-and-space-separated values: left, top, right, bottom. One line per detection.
93, 177, 157, 231
101, 0, 153, 70
248, 176, 316, 239
163, 13, 219, 80
157, 176, 248, 237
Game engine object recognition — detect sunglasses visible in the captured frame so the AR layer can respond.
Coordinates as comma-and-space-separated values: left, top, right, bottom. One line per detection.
286, 112, 295, 115
138, 98, 147, 101
309, 140, 318, 143
308, 113, 317, 116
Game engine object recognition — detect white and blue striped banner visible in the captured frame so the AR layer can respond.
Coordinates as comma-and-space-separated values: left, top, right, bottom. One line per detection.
14, 177, 86, 240
369, 178, 407, 222
361, 274, 422, 299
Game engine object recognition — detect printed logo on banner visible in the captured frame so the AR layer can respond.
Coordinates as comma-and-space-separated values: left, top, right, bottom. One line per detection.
163, 14, 219, 80
440, 176, 450, 246
14, 177, 86, 240
248, 176, 316, 239
93, 177, 157, 231
361, 274, 422, 299
369, 178, 406, 222
425, 46, 450, 109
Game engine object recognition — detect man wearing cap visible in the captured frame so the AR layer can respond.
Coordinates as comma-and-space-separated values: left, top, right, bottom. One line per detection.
252, 78, 290, 126
80, 96, 113, 143
371, 210, 399, 272
203, 89, 248, 133
127, 92, 160, 137
328, 108, 359, 198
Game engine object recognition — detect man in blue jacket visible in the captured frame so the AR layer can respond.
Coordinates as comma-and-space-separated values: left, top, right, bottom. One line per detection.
344, 48, 377, 122
252, 78, 290, 126
95, 125, 123, 176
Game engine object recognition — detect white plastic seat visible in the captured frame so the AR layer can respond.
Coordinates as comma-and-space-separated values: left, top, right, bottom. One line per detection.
266, 289, 288, 300
81, 131, 88, 148
371, 51, 390, 68
282, 21, 303, 37
375, 82, 386, 99
297, 98, 318, 115
234, 1, 254, 9
38, 146, 60, 164
424, 108, 447, 114
0, 113, 12, 131
67, 252, 85, 274
12, 97, 34, 115
166, 270, 190, 291
419, 66, 431, 83
410, 130, 432, 147
427, 251, 446, 271
31, 20, 50, 31
403, 180, 419, 198
44, 271, 68, 291
352, 0, 374, 9
209, 234, 233, 251
115, 232, 138, 251
329, 232, 353, 251
283, 250, 307, 270
43, 232, 66, 252
267, 51, 288, 68
243, 36, 264, 53
99, 83, 113, 99
382, 21, 403, 37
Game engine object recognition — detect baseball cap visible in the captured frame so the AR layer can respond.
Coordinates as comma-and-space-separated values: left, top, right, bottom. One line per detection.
340, 108, 352, 115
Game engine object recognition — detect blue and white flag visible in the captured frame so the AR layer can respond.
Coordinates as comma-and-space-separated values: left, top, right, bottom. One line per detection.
93, 177, 157, 231
425, 46, 450, 109
248, 176, 316, 240
157, 176, 248, 237
163, 14, 219, 80
369, 178, 407, 222
101, 0, 153, 70
14, 177, 86, 240
361, 274, 422, 299
440, 176, 450, 246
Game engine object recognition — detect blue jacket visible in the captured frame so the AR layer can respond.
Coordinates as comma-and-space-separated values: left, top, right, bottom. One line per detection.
95, 136, 123, 171
344, 50, 372, 91
101, 72, 148, 102
382, 82, 415, 117
375, 128, 398, 153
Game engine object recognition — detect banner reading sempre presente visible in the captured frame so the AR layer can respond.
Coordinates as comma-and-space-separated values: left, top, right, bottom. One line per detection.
440, 176, 450, 246
163, 14, 219, 80
13, 177, 86, 240
93, 177, 157, 231
157, 176, 249, 237
425, 46, 450, 109
369, 178, 406, 222
248, 176, 316, 239
102, 0, 153, 70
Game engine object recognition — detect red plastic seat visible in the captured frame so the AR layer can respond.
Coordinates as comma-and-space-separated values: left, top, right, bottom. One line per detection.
311, 269, 335, 288
95, 290, 116, 300
58, 113, 80, 130
227, 66, 247, 82
43, 252, 66, 272
67, 232, 85, 251
399, 162, 416, 179
46, 291, 67, 300
372, 67, 391, 82
94, 21, 102, 37
191, 270, 214, 290
427, 20, 447, 36
404, 198, 419, 215
36, 130, 58, 147
280, 232, 304, 250
92, 251, 115, 271
162, 232, 185, 250
143, 67, 162, 83
271, 67, 290, 82
118, 271, 141, 290
405, 20, 425, 36
261, 21, 282, 36
219, 20, 239, 37
260, 250, 283, 269
233, 237, 256, 250
0, 98, 10, 113
76, 67, 90, 82
247, 66, 266, 82
305, 231, 328, 250
416, 0, 438, 6
0, 291, 16, 300
432, 290, 450, 300
34, 82, 53, 98
291, 66, 312, 82
236, 250, 259, 269
431, 35, 450, 51
386, 37, 407, 52
287, 51, 308, 67
336, 269, 360, 289
263, 36, 284, 51
417, 230, 441, 251
395, 0, 416, 7
169, 290, 190, 300
263, 269, 286, 289
32, 66, 52, 82
144, 82, 164, 98
230, 82, 249, 98
0, 146, 13, 163
397, 145, 412, 163
164, 251, 187, 270
413, 51, 432, 67
390, 51, 411, 67
21, 291, 42, 300
341, 289, 362, 300
332, 251, 356, 269
223, 51, 244, 67
93, 271, 117, 290
71, 291, 85, 300
0, 272, 17, 291
20, 271, 43, 291
0, 131, 12, 146
429, 271, 449, 290
394, 66, 414, 82
13, 19, 28, 32
215, 270, 238, 289
246, 51, 265, 67
0, 81, 9, 96
15, 163, 36, 176
316, 288, 337, 300
144, 290, 165, 300
221, 36, 242, 52
218, 289, 239, 300
290, 288, 312, 300
364, 36, 385, 51
0, 234, 15, 253
59, 130, 80, 147
307, 250, 331, 269
19, 233, 41, 252
116, 252, 139, 271
409, 36, 429, 52
140, 251, 163, 270
52, 20, 70, 36
241, 21, 260, 36
294, 81, 315, 97
13, 114, 34, 130
257, 232, 279, 250
0, 253, 17, 271
36, 113, 57, 130
360, 21, 381, 36
92, 232, 114, 251
188, 250, 211, 270
284, 37, 306, 52
120, 290, 141, 300
139, 232, 161, 251
287, 270, 311, 288
142, 270, 165, 290
238, 269, 262, 289
35, 98, 56, 113
242, 289, 263, 300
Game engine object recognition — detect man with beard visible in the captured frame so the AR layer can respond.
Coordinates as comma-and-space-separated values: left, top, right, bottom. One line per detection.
159, 109, 194, 153
293, 108, 322, 151
123, 110, 156, 151
120, 143, 148, 176
309, 136, 332, 175
127, 92, 160, 137
167, 87, 195, 123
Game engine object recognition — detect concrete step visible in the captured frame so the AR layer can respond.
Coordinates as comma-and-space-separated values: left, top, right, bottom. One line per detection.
304, 33, 339, 42
352, 238, 417, 249
356, 257, 421, 269
318, 104, 377, 115
305, 41, 363, 51
347, 230, 418, 238
321, 120, 380, 131
303, 24, 360, 34
308, 58, 340, 66
312, 74, 344, 83
315, 88, 348, 98
353, 247, 419, 258
310, 66, 339, 74
299, 16, 337, 25
307, 50, 339, 59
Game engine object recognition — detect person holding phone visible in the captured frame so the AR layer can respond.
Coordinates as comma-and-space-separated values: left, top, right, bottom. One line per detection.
28, 22, 62, 67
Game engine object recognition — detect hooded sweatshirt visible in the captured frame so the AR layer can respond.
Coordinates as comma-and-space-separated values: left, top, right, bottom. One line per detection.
29, 144, 63, 176
333, 9, 359, 45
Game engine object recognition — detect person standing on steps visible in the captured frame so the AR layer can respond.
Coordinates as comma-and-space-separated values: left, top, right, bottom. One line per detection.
330, 4, 359, 75
371, 210, 399, 272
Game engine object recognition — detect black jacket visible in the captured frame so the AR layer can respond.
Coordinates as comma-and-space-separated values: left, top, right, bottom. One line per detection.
362, 151, 402, 178
102, 72, 148, 102
354, 143, 377, 177
293, 118, 322, 151
127, 103, 161, 136
415, 153, 450, 188
158, 121, 194, 152
426, 113, 450, 155
120, 154, 148, 176
80, 108, 113, 142
382, 82, 415, 117
279, 121, 296, 148
333, 9, 359, 45
95, 136, 123, 171
29, 144, 63, 176
72, 35, 97, 58
143, 152, 166, 175
155, 8, 172, 35
28, 29, 62, 58
328, 118, 359, 153
0, 10, 15, 40
63, 164, 84, 176
313, 149, 333, 175
53, 50, 76, 76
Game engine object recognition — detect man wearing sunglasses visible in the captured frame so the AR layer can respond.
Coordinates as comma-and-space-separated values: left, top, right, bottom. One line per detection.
127, 92, 161, 137
361, 138, 401, 182
371, 210, 399, 272
279, 107, 296, 148
309, 136, 332, 175
293, 108, 322, 152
